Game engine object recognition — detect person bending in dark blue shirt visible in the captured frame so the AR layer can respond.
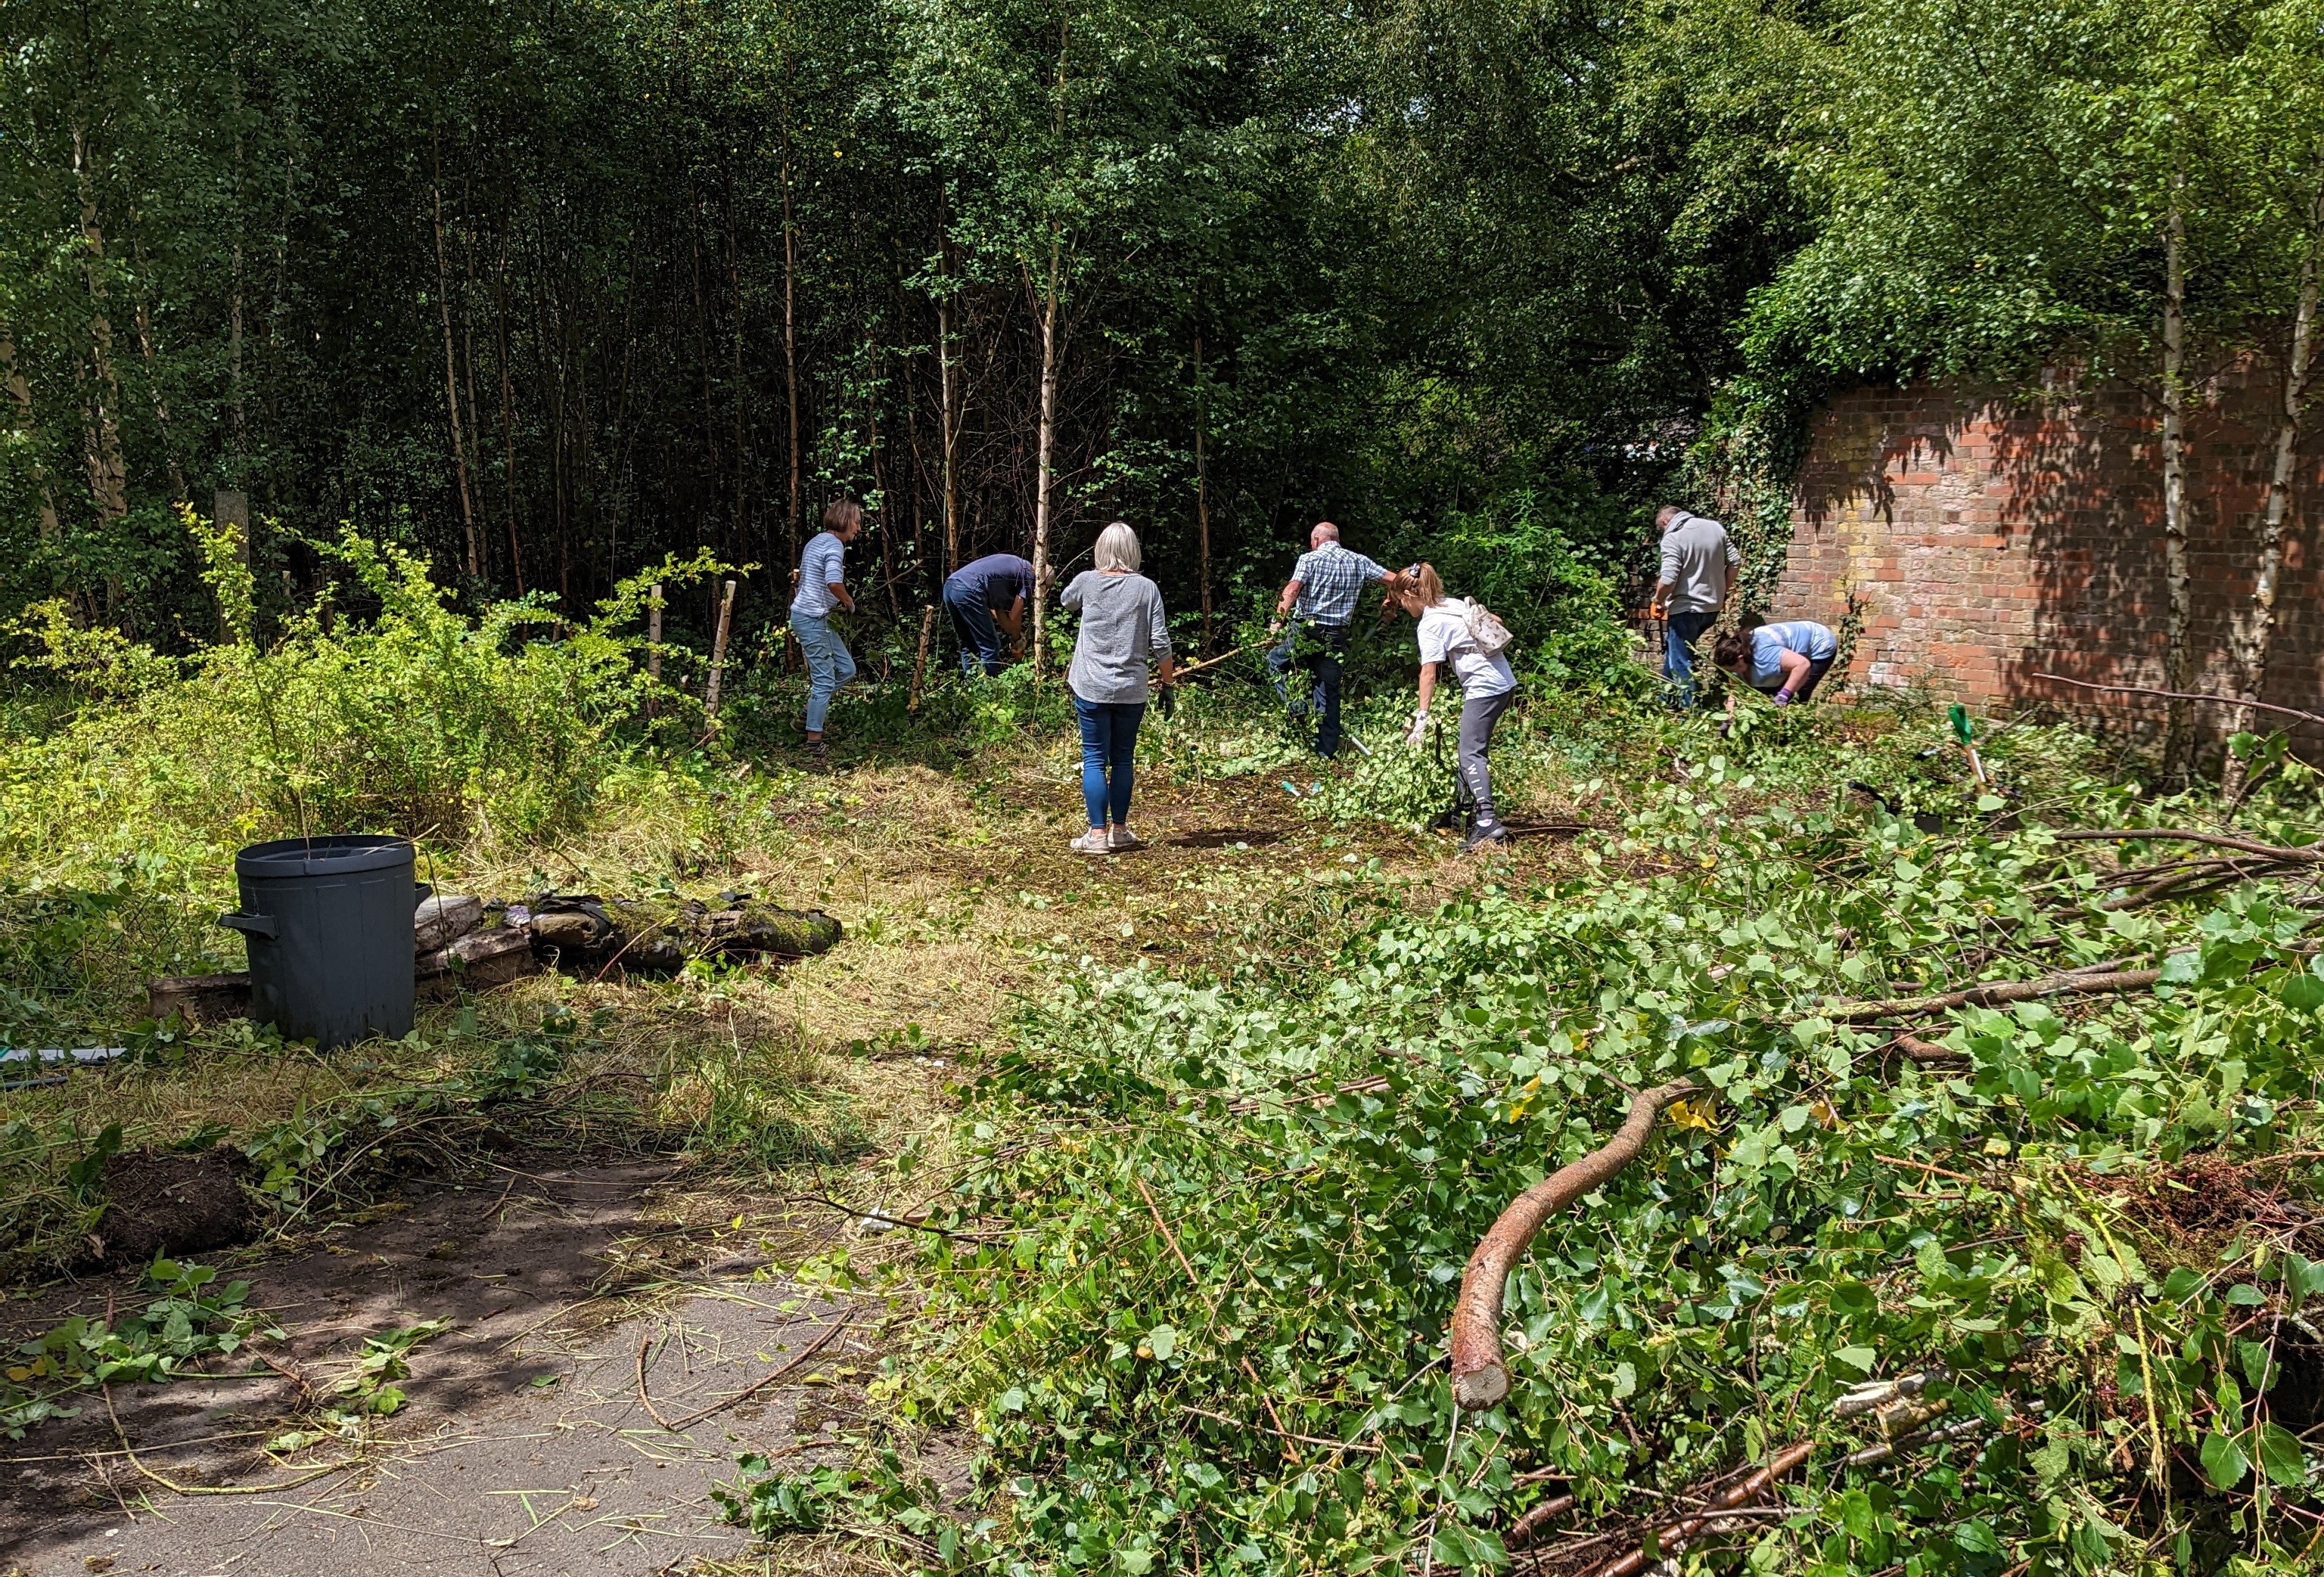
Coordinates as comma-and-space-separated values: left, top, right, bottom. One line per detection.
943, 553, 1033, 675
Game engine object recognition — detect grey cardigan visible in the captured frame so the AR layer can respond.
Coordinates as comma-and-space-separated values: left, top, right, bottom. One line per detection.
1061, 570, 1170, 705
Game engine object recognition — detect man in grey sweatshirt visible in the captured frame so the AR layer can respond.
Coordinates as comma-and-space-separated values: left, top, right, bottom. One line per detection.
1649, 506, 1741, 709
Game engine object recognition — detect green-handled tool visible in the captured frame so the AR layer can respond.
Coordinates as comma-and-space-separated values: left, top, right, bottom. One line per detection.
1949, 703, 1988, 787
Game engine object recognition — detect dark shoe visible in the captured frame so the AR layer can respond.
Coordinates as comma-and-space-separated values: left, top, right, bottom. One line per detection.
1459, 822, 1510, 855
804, 738, 831, 770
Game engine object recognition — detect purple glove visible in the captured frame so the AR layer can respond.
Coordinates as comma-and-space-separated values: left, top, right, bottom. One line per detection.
1773, 688, 1794, 706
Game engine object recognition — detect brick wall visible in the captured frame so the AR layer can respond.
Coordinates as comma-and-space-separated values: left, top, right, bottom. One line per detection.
1773, 368, 2324, 749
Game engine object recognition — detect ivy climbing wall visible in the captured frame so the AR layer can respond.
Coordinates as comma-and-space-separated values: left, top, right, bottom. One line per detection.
1775, 366, 2324, 747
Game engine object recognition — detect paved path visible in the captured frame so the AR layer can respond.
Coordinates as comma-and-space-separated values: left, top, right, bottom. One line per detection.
2, 1164, 868, 1576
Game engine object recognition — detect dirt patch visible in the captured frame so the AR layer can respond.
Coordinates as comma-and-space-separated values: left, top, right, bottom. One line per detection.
90, 1148, 251, 1267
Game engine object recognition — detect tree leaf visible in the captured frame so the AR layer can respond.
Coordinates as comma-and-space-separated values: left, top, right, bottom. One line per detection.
2258, 1422, 2307, 1488
2201, 1430, 2250, 1490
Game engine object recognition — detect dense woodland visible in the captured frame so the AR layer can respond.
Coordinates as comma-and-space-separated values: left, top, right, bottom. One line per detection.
8, 0, 2312, 672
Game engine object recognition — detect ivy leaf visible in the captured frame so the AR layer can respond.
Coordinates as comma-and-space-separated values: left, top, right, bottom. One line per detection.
2284, 973, 2324, 1013
2201, 1430, 2250, 1490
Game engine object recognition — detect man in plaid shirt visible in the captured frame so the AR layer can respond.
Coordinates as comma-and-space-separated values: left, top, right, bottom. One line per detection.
1269, 520, 1390, 759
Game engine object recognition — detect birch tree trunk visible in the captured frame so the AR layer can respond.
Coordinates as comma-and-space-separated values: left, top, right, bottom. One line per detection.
2223, 150, 2324, 798
71, 123, 129, 524
938, 238, 962, 576
2159, 176, 2194, 782
496, 241, 525, 594
228, 64, 247, 475
782, 143, 802, 571
1031, 240, 1062, 678
125, 232, 188, 504
431, 156, 479, 580
1195, 328, 1211, 655
1, 326, 61, 541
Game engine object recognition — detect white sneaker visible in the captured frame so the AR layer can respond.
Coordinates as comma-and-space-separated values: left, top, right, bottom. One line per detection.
1070, 830, 1113, 855
1108, 827, 1142, 852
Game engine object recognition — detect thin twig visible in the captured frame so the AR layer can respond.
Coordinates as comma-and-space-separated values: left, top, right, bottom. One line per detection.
2033, 673, 2324, 731
632, 1316, 850, 1433
102, 1386, 359, 1498
1133, 1174, 1301, 1463
1179, 1405, 1383, 1454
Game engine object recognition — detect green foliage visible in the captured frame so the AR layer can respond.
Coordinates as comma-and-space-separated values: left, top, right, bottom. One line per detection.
2, 1259, 269, 1438
804, 714, 2324, 1572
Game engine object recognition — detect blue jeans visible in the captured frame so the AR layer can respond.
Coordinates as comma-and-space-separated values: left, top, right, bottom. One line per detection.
793, 611, 856, 734
1664, 610, 1716, 709
1073, 698, 1145, 828
1266, 622, 1350, 757
943, 582, 1008, 675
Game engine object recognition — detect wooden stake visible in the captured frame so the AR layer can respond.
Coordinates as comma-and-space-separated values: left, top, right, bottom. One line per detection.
909, 605, 935, 713
645, 583, 663, 719
705, 579, 737, 719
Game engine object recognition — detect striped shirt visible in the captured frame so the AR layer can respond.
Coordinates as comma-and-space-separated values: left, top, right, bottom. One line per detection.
791, 532, 847, 618
1288, 542, 1389, 626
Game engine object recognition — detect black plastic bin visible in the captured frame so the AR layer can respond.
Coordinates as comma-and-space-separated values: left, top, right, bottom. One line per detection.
220, 835, 415, 1049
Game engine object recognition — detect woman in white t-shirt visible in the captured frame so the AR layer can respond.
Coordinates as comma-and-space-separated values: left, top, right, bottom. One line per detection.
1393, 563, 1517, 854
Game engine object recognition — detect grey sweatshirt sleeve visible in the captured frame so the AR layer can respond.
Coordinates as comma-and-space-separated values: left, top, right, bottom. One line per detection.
1060, 571, 1086, 610
1146, 582, 1171, 658
1724, 533, 1741, 569
1658, 531, 1682, 586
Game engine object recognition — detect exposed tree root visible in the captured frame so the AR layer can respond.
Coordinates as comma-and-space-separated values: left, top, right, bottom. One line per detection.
1449, 1079, 1695, 1410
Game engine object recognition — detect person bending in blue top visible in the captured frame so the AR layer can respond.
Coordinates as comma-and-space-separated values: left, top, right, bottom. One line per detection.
1713, 619, 1838, 707
943, 552, 1033, 675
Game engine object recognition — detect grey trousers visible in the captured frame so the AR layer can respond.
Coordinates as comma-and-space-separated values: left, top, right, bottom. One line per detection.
1457, 688, 1515, 827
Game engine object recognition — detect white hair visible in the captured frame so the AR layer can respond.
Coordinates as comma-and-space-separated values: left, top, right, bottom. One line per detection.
1311, 520, 1340, 543
1094, 521, 1142, 573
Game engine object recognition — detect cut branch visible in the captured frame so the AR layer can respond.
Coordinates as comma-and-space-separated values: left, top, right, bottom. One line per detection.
1449, 1079, 1695, 1409
2049, 827, 2320, 862
1826, 968, 2162, 1023
2034, 674, 2324, 733
1577, 1440, 1816, 1577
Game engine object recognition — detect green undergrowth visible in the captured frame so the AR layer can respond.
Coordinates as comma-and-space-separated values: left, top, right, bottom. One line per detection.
2, 1257, 268, 1437
734, 719, 2324, 1574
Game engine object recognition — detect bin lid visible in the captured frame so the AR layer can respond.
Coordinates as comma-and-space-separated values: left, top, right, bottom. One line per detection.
236, 835, 415, 880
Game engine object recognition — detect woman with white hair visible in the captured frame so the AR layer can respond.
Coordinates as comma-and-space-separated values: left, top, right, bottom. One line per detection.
1059, 523, 1175, 854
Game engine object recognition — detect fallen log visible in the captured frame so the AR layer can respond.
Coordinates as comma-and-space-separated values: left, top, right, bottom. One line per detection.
148, 972, 251, 1025
1577, 1439, 1816, 1577
415, 893, 484, 951
418, 924, 539, 997
1825, 967, 2162, 1023
528, 894, 842, 975
1449, 1079, 1696, 1410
